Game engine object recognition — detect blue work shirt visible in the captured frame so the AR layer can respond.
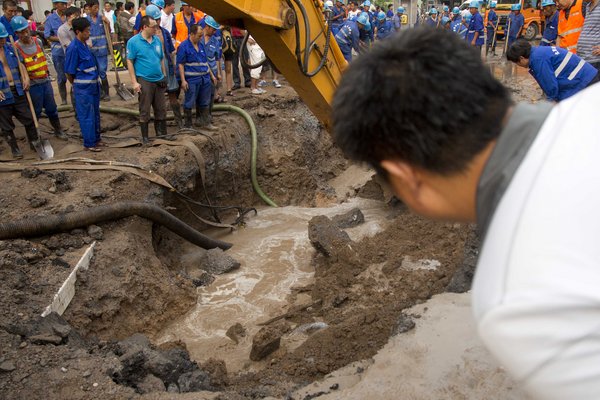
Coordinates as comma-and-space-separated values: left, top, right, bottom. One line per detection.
158, 26, 175, 69
65, 38, 100, 95
0, 44, 24, 106
44, 12, 66, 57
426, 17, 438, 27
468, 12, 484, 45
127, 33, 165, 82
487, 9, 498, 30
451, 16, 463, 35
335, 20, 361, 53
386, 9, 394, 18
176, 38, 209, 84
204, 34, 222, 76
508, 12, 525, 38
377, 20, 394, 40
0, 16, 17, 42
541, 11, 558, 46
134, 12, 143, 32
529, 46, 598, 101
86, 14, 108, 57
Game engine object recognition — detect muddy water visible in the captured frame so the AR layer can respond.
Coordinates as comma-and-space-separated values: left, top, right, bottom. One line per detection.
157, 197, 392, 372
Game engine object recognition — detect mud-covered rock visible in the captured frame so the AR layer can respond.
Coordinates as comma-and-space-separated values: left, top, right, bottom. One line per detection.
177, 369, 213, 392
89, 188, 107, 200
357, 177, 385, 201
201, 248, 241, 275
137, 374, 165, 394
0, 360, 16, 372
114, 333, 151, 357
21, 168, 42, 179
308, 216, 357, 263
28, 196, 48, 208
391, 314, 416, 335
225, 323, 247, 344
50, 171, 72, 192
146, 348, 195, 385
249, 322, 290, 361
331, 208, 365, 229
87, 225, 103, 240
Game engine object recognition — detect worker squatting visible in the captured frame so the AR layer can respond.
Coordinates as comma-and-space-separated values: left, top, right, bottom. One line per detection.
0, 0, 223, 155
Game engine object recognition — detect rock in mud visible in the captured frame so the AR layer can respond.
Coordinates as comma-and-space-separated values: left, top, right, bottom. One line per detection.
331, 208, 365, 229
391, 313, 416, 335
249, 322, 290, 361
0, 360, 16, 372
50, 171, 72, 192
308, 216, 358, 263
87, 225, 103, 240
225, 323, 247, 344
357, 177, 384, 201
89, 188, 107, 200
29, 334, 63, 345
201, 248, 241, 275
137, 374, 165, 394
177, 369, 213, 392
146, 347, 195, 385
21, 167, 42, 179
28, 196, 48, 208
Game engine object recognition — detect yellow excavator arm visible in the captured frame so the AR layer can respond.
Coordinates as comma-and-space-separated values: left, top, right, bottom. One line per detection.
192, 0, 347, 131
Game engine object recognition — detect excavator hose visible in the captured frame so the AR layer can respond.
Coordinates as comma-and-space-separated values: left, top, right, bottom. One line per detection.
0, 201, 233, 250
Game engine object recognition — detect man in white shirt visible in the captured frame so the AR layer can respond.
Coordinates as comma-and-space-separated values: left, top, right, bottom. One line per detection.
332, 27, 600, 400
160, 0, 176, 38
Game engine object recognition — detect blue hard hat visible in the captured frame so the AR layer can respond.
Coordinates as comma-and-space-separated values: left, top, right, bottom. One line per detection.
429, 8, 438, 14
151, 0, 165, 8
465, 13, 472, 21
377, 11, 386, 20
363, 0, 371, 7
541, 0, 555, 6
364, 21, 372, 31
469, 0, 479, 8
441, 16, 451, 24
0, 24, 8, 39
10, 16, 29, 32
452, 6, 460, 13
204, 15, 220, 29
511, 3, 521, 10
145, 4, 161, 19
490, 1, 497, 7
397, 6, 405, 12
181, 1, 188, 5
443, 5, 449, 11
357, 13, 369, 25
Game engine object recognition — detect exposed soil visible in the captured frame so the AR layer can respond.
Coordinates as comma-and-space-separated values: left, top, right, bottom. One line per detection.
0, 58, 537, 399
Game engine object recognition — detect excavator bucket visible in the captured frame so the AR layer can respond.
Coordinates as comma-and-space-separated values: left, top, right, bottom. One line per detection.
33, 139, 54, 160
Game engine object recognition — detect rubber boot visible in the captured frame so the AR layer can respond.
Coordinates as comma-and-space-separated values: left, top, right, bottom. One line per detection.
24, 126, 40, 150
154, 120, 174, 141
194, 105, 203, 128
171, 103, 184, 129
49, 118, 68, 140
184, 108, 193, 129
141, 122, 149, 145
58, 82, 68, 105
100, 79, 111, 102
3, 131, 22, 159
200, 107, 218, 131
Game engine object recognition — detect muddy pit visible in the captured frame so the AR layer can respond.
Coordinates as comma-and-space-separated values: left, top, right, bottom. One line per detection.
0, 61, 537, 399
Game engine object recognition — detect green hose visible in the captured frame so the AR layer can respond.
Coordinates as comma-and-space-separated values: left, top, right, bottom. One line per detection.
57, 104, 279, 207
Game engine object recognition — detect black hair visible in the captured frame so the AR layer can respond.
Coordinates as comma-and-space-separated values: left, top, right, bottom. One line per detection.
64, 6, 81, 18
332, 27, 512, 175
125, 1, 135, 11
388, 4, 393, 8
140, 15, 153, 29
165, 0, 175, 6
3, 1, 17, 10
189, 23, 200, 35
87, 0, 100, 7
44, 10, 51, 16
116, 2, 124, 10
72, 17, 91, 34
22, 10, 33, 19
506, 39, 531, 62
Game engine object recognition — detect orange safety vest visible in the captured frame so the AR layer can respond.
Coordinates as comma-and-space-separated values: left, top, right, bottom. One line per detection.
15, 40, 48, 80
174, 12, 195, 48
193, 10, 205, 23
558, 0, 584, 53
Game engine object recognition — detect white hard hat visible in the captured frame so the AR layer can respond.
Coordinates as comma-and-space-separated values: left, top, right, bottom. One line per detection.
325, 0, 334, 7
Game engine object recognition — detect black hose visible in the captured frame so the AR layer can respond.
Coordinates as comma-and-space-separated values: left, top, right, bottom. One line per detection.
240, 31, 269, 70
0, 201, 232, 250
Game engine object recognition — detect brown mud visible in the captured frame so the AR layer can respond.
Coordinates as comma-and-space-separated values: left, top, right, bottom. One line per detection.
0, 59, 539, 399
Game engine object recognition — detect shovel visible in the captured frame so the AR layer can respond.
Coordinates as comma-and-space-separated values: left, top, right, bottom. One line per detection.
103, 20, 135, 101
8, 37, 53, 160
503, 17, 512, 57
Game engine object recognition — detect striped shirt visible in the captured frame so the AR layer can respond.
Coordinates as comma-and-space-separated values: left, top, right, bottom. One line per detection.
577, 2, 600, 63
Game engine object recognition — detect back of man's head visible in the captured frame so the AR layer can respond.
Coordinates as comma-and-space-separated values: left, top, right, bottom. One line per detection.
125, 2, 135, 11
506, 39, 531, 62
332, 28, 511, 175
72, 17, 91, 34
65, 6, 81, 18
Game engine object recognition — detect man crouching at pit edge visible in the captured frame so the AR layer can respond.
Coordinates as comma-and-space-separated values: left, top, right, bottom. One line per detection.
332, 27, 600, 400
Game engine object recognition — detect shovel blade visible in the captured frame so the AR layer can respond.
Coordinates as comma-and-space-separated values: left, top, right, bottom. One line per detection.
115, 84, 135, 101
34, 139, 54, 160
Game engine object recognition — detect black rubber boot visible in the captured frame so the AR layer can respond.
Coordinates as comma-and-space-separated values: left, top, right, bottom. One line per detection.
100, 79, 111, 102
171, 103, 184, 129
58, 82, 68, 105
200, 107, 218, 131
194, 105, 203, 127
24, 126, 40, 150
49, 118, 68, 140
141, 122, 149, 145
154, 120, 174, 140
184, 108, 193, 129
3, 131, 22, 159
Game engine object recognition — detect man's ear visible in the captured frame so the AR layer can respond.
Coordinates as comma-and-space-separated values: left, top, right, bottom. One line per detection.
380, 159, 421, 197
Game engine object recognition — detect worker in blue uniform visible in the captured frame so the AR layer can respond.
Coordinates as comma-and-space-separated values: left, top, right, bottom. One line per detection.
486, 1, 498, 55
330, 0, 346, 35
540, 0, 558, 46
64, 18, 102, 152
468, 0, 484, 50
335, 14, 368, 62
507, 40, 599, 102
376, 11, 394, 40
134, 0, 164, 33
0, 23, 39, 159
450, 7, 464, 36
177, 24, 215, 129
507, 4, 525, 48
463, 14, 473, 41
393, 7, 405, 31
202, 15, 221, 131
0, 0, 18, 42
86, 0, 111, 101
44, 0, 69, 105
426, 8, 438, 27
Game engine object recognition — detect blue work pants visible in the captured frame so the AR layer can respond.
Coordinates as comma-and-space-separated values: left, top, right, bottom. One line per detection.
96, 55, 108, 80
338, 43, 352, 62
29, 81, 59, 120
74, 85, 101, 148
52, 53, 66, 86
183, 76, 212, 110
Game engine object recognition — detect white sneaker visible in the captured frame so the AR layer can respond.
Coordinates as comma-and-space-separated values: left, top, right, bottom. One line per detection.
258, 80, 267, 87
251, 88, 263, 95
273, 80, 282, 88
259, 88, 267, 94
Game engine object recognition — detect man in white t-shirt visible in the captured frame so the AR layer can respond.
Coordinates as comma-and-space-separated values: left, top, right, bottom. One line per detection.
332, 27, 600, 400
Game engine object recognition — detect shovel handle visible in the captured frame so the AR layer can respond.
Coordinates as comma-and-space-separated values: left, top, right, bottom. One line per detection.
8, 37, 40, 129
102, 19, 122, 85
